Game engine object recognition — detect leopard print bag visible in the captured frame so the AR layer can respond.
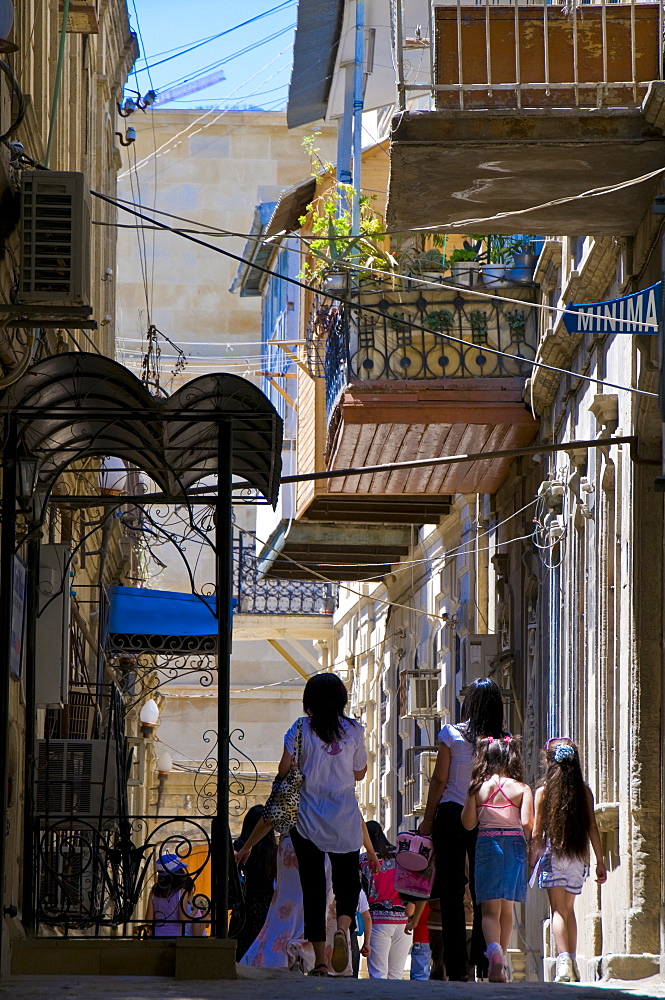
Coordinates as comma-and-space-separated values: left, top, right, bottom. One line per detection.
262, 717, 304, 834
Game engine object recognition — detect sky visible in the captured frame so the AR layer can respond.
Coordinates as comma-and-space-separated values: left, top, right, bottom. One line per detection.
126, 0, 297, 111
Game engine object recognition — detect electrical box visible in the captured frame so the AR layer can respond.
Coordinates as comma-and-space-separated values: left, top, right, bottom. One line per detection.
19, 171, 91, 306
461, 633, 499, 687
35, 543, 72, 708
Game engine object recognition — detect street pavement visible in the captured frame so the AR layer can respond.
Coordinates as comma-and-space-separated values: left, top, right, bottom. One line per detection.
2, 971, 665, 1000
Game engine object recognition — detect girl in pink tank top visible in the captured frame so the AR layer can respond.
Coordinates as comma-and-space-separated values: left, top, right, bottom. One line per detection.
462, 736, 533, 982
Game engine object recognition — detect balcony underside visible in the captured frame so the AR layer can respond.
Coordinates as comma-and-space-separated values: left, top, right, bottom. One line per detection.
298, 493, 452, 524
387, 103, 665, 236
258, 520, 414, 582
326, 378, 539, 495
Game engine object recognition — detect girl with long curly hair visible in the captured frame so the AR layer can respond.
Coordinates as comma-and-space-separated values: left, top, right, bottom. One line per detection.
461, 735, 533, 983
530, 738, 607, 984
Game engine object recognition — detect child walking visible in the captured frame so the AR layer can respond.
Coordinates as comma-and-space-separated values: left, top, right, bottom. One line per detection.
462, 735, 533, 983
530, 737, 607, 984
360, 820, 414, 980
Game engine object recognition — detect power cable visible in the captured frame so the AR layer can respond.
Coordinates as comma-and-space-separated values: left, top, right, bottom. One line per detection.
135, 2, 296, 73
153, 23, 295, 96
90, 189, 659, 400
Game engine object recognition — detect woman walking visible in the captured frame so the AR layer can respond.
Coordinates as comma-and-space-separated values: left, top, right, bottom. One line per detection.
462, 735, 533, 982
233, 804, 277, 959
418, 677, 507, 980
360, 820, 414, 980
530, 738, 607, 983
276, 672, 367, 976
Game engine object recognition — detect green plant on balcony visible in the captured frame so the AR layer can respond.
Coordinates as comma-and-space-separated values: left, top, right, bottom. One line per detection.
469, 310, 489, 344
505, 309, 527, 340
425, 309, 455, 332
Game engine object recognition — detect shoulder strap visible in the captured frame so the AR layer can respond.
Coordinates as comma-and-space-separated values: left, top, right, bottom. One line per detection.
292, 717, 304, 767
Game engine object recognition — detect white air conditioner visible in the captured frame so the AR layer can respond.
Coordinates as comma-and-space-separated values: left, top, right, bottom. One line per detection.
35, 739, 118, 816
461, 633, 499, 687
35, 543, 72, 708
415, 751, 438, 812
405, 671, 439, 718
19, 171, 91, 306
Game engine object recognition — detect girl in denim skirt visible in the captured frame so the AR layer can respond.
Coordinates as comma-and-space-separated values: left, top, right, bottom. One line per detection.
530, 738, 607, 984
462, 735, 533, 982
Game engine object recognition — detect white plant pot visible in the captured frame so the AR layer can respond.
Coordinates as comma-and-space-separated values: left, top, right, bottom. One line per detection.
450, 261, 479, 287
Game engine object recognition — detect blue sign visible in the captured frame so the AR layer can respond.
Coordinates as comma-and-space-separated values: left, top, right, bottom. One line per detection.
563, 282, 660, 336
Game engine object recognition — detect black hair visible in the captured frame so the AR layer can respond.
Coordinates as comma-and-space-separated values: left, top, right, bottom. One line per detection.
152, 871, 194, 898
302, 672, 351, 746
234, 804, 277, 884
460, 677, 506, 744
365, 820, 395, 860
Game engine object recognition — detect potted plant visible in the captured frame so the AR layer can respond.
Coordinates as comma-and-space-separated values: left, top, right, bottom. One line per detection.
506, 238, 539, 283
481, 236, 508, 287
446, 239, 482, 287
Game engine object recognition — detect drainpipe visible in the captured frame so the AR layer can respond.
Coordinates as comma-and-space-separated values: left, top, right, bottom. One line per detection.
351, 0, 365, 236
337, 63, 354, 189
44, 0, 71, 168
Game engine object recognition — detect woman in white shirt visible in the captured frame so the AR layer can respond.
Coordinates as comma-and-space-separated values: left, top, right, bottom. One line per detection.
418, 678, 506, 981
281, 672, 368, 977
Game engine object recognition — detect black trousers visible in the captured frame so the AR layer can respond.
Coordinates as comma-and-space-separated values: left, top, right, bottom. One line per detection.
290, 826, 361, 943
431, 801, 486, 980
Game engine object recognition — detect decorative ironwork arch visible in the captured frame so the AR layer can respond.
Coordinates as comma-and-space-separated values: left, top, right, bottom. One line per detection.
0, 351, 283, 946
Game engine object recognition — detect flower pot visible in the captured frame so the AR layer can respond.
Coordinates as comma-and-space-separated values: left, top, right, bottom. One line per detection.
482, 264, 507, 287
507, 253, 539, 283
450, 261, 479, 287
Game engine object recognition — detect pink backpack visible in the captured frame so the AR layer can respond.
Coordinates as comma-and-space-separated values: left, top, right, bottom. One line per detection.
394, 832, 436, 899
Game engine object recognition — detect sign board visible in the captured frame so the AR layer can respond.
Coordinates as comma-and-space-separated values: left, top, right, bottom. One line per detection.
562, 282, 660, 336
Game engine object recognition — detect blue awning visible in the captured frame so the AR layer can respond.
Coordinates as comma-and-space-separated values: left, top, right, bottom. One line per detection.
107, 586, 236, 654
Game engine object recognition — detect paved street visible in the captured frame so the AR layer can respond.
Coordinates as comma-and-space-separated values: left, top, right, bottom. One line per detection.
2, 973, 665, 1000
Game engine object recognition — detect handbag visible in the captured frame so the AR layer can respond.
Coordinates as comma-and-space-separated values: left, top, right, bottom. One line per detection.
262, 717, 304, 834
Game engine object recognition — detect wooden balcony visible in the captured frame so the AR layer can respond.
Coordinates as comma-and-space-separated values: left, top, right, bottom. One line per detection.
389, 2, 665, 235
306, 278, 539, 499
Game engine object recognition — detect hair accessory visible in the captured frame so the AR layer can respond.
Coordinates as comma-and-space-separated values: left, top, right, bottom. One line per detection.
546, 736, 573, 750
553, 745, 575, 763
487, 736, 494, 743
504, 736, 511, 744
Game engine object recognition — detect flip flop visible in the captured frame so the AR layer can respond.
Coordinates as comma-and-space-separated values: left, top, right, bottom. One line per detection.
309, 964, 329, 977
331, 930, 349, 973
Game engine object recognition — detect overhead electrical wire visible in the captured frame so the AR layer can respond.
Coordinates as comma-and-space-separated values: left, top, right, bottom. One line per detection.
118, 47, 293, 180
153, 23, 295, 96
91, 189, 659, 400
135, 1, 296, 73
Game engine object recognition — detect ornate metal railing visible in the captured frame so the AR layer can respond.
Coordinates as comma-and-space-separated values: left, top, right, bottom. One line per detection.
33, 813, 224, 936
306, 280, 539, 421
234, 533, 336, 615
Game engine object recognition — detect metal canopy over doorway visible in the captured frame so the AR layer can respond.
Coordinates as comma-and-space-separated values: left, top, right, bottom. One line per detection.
0, 352, 283, 946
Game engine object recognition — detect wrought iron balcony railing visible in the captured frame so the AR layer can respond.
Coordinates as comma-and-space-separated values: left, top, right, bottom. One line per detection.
306, 280, 538, 422
234, 533, 336, 615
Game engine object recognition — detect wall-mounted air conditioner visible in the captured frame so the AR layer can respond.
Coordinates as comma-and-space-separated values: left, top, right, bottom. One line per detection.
35, 739, 118, 816
415, 751, 438, 813
35, 543, 72, 708
19, 171, 91, 306
461, 633, 499, 687
404, 670, 439, 718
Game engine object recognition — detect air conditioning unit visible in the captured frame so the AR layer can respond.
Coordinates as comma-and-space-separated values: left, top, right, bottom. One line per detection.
19, 171, 91, 306
35, 543, 72, 708
415, 751, 438, 813
35, 739, 118, 816
405, 671, 439, 718
461, 633, 499, 687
